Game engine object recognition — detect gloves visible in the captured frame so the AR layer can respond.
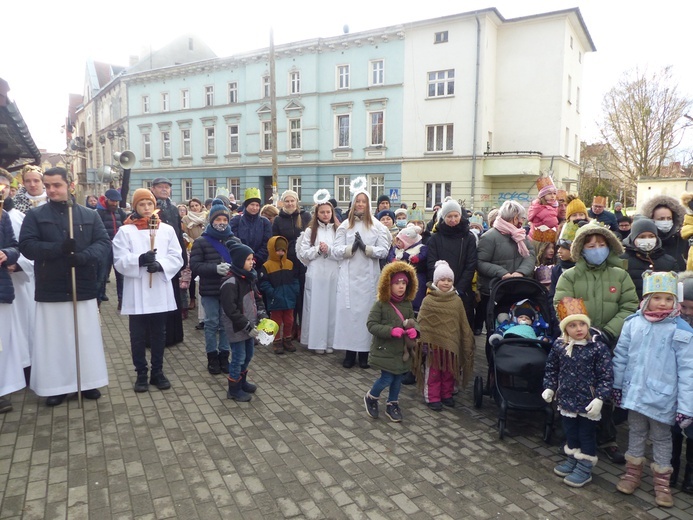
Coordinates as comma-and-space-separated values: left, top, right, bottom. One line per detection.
676, 413, 693, 429
542, 389, 554, 403
146, 261, 163, 273
62, 238, 77, 255
354, 232, 366, 251
351, 239, 360, 254
243, 321, 259, 338
585, 398, 603, 419
139, 250, 157, 266
391, 327, 405, 338
612, 388, 622, 407
216, 263, 231, 276
409, 255, 419, 264
406, 328, 417, 339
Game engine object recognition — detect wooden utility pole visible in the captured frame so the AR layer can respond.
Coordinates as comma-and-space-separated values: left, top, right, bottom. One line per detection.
270, 28, 278, 206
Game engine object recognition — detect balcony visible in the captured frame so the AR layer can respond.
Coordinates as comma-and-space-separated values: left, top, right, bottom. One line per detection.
482, 151, 542, 177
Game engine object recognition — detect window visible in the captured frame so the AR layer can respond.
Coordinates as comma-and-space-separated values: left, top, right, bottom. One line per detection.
289, 118, 302, 150
262, 121, 272, 151
425, 182, 451, 210
143, 180, 153, 189
576, 87, 581, 113
368, 175, 384, 203
337, 65, 350, 89
228, 82, 238, 104
335, 176, 350, 203
205, 127, 216, 155
570, 36, 573, 49
205, 86, 214, 107
142, 133, 151, 159
574, 134, 579, 161
564, 127, 570, 157
288, 176, 302, 201
205, 179, 217, 200
161, 92, 169, 112
228, 124, 239, 153
434, 31, 449, 44
182, 129, 191, 157
262, 75, 270, 98
336, 114, 350, 148
228, 178, 241, 201
567, 75, 572, 104
290, 72, 301, 94
579, 51, 582, 64
142, 95, 150, 114
368, 111, 384, 146
181, 89, 190, 109
428, 70, 455, 97
426, 124, 453, 152
161, 131, 171, 158
182, 179, 193, 201
370, 60, 384, 86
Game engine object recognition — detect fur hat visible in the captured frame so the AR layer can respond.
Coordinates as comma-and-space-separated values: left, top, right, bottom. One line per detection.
376, 209, 396, 222
132, 188, 156, 209
557, 297, 591, 333
396, 224, 422, 249
433, 260, 454, 284
681, 192, 693, 215
208, 199, 230, 223
565, 194, 588, 220
641, 195, 686, 233
377, 261, 418, 303
281, 189, 299, 202
440, 197, 462, 221
243, 187, 262, 206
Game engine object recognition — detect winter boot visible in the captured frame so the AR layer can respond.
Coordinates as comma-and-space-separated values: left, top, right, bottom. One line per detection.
364, 393, 379, 419
358, 351, 370, 369
218, 351, 230, 374
564, 454, 596, 487
240, 370, 257, 394
150, 371, 171, 390
652, 463, 674, 507
227, 376, 251, 402
283, 337, 296, 353
133, 372, 149, 392
385, 401, 403, 422
616, 454, 645, 494
671, 429, 684, 486
0, 397, 12, 413
554, 446, 580, 477
207, 352, 221, 375
342, 350, 356, 368
274, 338, 285, 355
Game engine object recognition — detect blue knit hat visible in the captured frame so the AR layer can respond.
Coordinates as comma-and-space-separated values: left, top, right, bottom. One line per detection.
209, 199, 230, 223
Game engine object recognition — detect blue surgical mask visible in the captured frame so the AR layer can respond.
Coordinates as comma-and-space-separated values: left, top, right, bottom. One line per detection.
582, 246, 609, 265
396, 220, 407, 228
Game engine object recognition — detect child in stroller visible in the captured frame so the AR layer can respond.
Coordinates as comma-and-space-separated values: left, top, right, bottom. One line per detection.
489, 299, 552, 345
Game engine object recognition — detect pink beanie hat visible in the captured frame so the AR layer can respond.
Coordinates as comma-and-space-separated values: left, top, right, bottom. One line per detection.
395, 224, 422, 249
433, 260, 455, 284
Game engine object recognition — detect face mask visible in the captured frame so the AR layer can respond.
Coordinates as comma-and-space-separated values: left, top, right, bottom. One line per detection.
654, 220, 673, 233
212, 222, 228, 232
396, 220, 407, 228
582, 246, 609, 266
634, 237, 656, 252
471, 228, 480, 236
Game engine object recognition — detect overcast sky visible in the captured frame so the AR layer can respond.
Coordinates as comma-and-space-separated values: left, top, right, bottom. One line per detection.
4, 0, 692, 153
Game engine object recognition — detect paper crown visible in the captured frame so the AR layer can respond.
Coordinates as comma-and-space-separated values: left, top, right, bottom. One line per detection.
592, 196, 608, 206
556, 189, 567, 201
558, 221, 580, 245
215, 186, 230, 198
243, 187, 262, 204
557, 297, 591, 332
642, 271, 678, 297
407, 208, 424, 222
536, 176, 555, 191
469, 214, 484, 228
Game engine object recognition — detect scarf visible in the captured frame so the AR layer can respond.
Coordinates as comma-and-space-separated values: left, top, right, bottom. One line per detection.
202, 222, 232, 241
124, 212, 160, 230
185, 210, 207, 227
229, 263, 257, 281
640, 298, 681, 322
27, 191, 47, 207
390, 292, 405, 304
562, 338, 587, 358
493, 217, 530, 257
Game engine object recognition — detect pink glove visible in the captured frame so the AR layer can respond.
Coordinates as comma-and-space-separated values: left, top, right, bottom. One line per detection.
410, 255, 419, 264
406, 328, 418, 339
391, 327, 405, 338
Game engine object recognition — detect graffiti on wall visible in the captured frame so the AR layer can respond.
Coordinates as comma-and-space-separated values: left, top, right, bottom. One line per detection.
497, 191, 531, 203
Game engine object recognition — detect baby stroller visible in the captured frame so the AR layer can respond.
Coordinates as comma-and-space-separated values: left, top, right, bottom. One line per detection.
472, 277, 554, 442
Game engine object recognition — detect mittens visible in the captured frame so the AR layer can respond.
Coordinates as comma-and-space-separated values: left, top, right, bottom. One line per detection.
585, 398, 603, 419
406, 328, 417, 339
391, 327, 405, 338
541, 389, 554, 403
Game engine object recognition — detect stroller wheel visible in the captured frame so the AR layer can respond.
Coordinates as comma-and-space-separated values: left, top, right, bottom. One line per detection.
473, 376, 483, 408
498, 418, 506, 440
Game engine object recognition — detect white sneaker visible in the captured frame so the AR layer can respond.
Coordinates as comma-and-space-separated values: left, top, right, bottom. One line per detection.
326, 348, 334, 354
315, 349, 325, 354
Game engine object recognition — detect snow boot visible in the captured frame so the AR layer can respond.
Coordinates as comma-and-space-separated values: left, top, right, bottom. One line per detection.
564, 454, 596, 487
240, 370, 257, 393
218, 351, 230, 374
207, 352, 221, 375
227, 376, 251, 402
616, 454, 645, 494
554, 446, 580, 477
652, 463, 674, 507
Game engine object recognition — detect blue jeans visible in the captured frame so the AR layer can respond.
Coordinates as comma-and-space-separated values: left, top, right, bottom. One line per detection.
563, 415, 597, 457
370, 370, 403, 403
201, 296, 229, 354
229, 338, 254, 380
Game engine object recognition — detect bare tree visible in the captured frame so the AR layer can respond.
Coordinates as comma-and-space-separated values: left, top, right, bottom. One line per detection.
599, 66, 692, 187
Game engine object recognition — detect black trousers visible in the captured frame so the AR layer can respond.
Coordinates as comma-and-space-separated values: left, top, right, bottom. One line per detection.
130, 312, 167, 374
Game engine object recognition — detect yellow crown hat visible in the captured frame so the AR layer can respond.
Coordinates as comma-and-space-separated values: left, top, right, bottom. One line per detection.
243, 187, 262, 206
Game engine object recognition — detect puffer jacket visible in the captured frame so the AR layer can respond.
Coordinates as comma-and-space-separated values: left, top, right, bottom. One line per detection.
476, 227, 536, 295
189, 232, 241, 297
96, 196, 127, 240
426, 219, 477, 296
272, 209, 311, 268
0, 211, 19, 303
219, 271, 268, 343
620, 247, 677, 300
527, 199, 559, 240
230, 212, 272, 265
640, 195, 688, 271
553, 222, 638, 343
543, 338, 613, 415
258, 236, 299, 311
367, 262, 419, 374
613, 312, 693, 424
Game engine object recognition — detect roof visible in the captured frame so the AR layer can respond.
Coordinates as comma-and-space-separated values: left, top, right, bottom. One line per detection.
0, 78, 41, 172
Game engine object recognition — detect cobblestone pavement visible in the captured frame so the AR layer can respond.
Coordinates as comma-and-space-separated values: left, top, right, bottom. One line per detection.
2, 286, 693, 519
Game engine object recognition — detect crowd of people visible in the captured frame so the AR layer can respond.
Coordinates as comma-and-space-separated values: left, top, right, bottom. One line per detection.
3, 167, 693, 508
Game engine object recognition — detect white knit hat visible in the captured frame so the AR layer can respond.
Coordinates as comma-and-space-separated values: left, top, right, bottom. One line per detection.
281, 189, 299, 202
433, 260, 455, 284
440, 197, 462, 220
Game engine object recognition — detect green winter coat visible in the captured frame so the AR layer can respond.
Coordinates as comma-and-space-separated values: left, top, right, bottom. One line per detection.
553, 222, 638, 342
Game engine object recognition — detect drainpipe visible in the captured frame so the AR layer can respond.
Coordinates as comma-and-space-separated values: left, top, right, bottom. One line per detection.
470, 13, 481, 210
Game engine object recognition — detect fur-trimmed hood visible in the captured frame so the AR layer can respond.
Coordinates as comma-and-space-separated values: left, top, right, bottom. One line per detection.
570, 221, 624, 263
640, 195, 686, 237
377, 261, 418, 303
681, 192, 693, 215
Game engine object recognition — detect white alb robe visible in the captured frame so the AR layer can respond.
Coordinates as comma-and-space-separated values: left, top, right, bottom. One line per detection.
8, 207, 35, 367
0, 305, 24, 396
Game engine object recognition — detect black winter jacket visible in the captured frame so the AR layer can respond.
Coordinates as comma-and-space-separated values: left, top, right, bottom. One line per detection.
96, 206, 127, 240
190, 234, 241, 297
19, 201, 111, 302
271, 209, 311, 268
620, 246, 678, 300
0, 210, 19, 303
426, 220, 478, 296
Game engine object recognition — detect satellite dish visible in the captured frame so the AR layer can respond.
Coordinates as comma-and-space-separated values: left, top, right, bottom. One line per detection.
343, 25, 349, 34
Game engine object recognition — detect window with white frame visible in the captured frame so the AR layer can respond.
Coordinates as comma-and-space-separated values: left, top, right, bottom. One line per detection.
335, 176, 350, 203
370, 60, 384, 86
161, 92, 169, 112
142, 133, 151, 159
434, 31, 449, 44
290, 71, 301, 94
336, 114, 350, 148
426, 124, 453, 152
567, 75, 572, 104
205, 179, 217, 200
368, 111, 384, 146
228, 82, 238, 104
427, 69, 455, 97
205, 127, 216, 155
262, 75, 270, 98
576, 87, 581, 113
182, 179, 193, 201
228, 178, 241, 201
425, 182, 451, 210
288, 176, 302, 201
337, 65, 350, 89
143, 180, 153, 189
262, 121, 272, 151
182, 129, 191, 157
205, 86, 214, 107
228, 124, 239, 153
142, 95, 150, 114
181, 89, 190, 109
161, 131, 171, 158
289, 118, 302, 150
368, 175, 384, 203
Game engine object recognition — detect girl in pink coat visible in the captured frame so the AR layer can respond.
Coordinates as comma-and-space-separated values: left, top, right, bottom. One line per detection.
528, 178, 559, 243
